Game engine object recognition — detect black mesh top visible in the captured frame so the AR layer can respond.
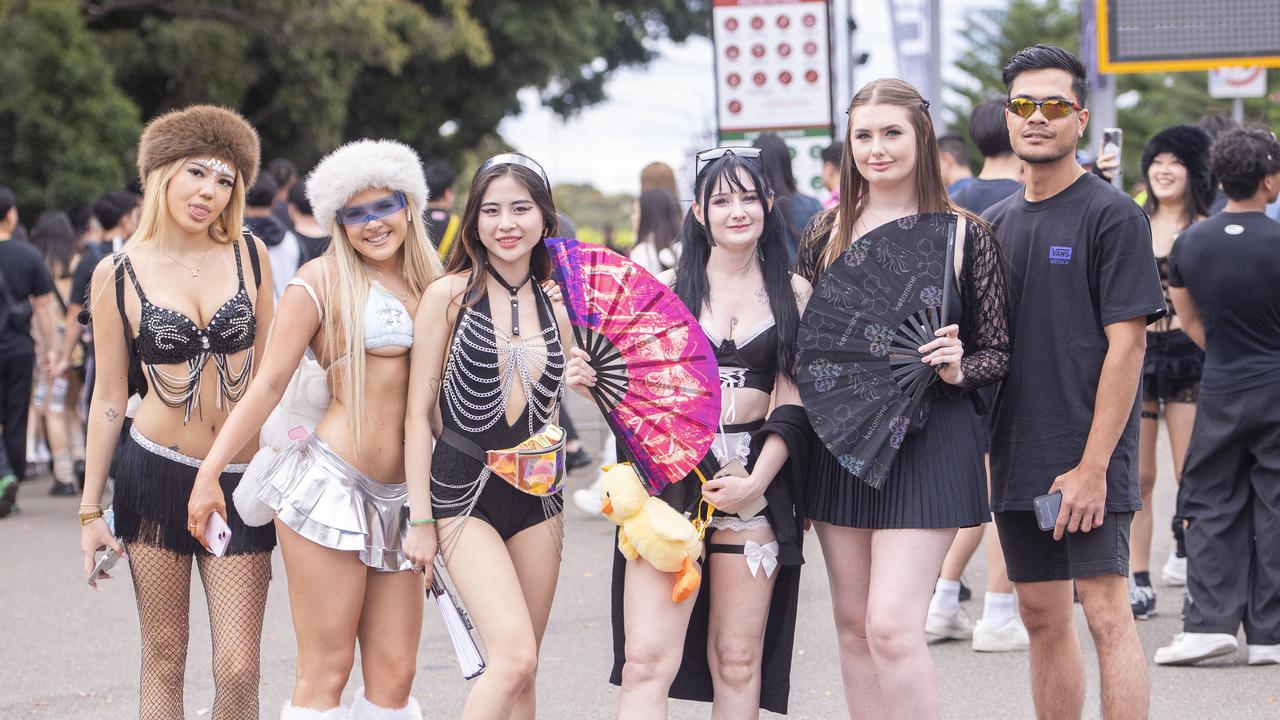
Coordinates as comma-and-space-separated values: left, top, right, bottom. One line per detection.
796, 209, 1010, 388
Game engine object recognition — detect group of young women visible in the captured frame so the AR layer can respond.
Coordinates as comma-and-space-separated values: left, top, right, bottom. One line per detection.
78, 76, 1010, 720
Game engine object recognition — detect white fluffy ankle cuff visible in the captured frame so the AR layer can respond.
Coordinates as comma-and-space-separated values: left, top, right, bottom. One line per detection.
349, 688, 422, 720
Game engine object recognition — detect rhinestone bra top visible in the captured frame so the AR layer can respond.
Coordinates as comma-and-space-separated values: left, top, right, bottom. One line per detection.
120, 237, 256, 422
441, 282, 565, 442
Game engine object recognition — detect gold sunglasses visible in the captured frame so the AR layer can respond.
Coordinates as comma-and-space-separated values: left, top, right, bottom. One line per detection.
1006, 97, 1080, 120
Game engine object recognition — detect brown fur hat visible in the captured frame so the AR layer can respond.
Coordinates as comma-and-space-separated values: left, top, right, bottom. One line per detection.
136, 105, 261, 190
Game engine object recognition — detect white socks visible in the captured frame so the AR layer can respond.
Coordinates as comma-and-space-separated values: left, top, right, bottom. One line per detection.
932, 578, 962, 615
982, 592, 1018, 628
349, 688, 423, 720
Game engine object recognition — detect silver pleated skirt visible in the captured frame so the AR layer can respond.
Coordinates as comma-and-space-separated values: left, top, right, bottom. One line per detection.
257, 432, 412, 572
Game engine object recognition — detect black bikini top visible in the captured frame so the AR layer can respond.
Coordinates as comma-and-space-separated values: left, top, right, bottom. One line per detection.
702, 318, 778, 394
121, 237, 256, 366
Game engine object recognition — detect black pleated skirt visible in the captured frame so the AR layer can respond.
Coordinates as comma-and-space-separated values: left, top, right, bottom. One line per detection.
806, 395, 989, 529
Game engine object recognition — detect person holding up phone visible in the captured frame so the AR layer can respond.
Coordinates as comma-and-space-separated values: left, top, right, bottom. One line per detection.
568, 148, 812, 718
78, 105, 278, 719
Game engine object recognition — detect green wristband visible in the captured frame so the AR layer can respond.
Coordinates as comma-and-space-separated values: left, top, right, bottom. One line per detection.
409, 517, 437, 526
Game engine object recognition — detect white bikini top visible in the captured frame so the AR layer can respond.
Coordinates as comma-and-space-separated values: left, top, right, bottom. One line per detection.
288, 277, 413, 350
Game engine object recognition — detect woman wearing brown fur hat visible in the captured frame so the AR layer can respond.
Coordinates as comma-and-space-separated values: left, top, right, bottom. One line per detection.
78, 104, 276, 719
1128, 125, 1215, 620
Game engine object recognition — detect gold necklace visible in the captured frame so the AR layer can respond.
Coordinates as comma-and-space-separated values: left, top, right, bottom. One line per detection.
164, 240, 213, 278
368, 266, 411, 303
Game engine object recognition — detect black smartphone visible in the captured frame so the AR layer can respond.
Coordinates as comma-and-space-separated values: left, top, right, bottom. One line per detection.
1033, 491, 1063, 532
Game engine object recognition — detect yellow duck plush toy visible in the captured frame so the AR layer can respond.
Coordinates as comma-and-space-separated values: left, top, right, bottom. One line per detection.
599, 463, 702, 602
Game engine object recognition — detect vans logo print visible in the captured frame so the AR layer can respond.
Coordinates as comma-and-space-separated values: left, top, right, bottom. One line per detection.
1049, 246, 1072, 265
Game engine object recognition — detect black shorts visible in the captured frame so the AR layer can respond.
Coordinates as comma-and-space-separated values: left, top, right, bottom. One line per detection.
994, 510, 1132, 583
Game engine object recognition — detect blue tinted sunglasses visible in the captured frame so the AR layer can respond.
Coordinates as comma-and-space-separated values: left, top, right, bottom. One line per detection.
337, 191, 407, 226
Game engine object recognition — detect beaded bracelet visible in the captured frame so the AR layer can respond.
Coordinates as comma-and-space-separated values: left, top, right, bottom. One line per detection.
409, 518, 437, 526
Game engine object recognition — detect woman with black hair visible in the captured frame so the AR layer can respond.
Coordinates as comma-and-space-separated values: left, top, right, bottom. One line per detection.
1129, 125, 1216, 618
752, 134, 822, 266
407, 153, 573, 720
568, 149, 812, 718
29, 211, 86, 496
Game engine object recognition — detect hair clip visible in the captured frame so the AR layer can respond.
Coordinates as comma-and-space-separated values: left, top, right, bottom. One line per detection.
921, 99, 932, 110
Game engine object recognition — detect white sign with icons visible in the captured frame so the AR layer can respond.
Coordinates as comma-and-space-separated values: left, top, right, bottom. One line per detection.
712, 0, 833, 134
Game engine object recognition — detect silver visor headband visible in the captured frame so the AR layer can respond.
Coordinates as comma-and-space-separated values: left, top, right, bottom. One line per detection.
478, 153, 551, 189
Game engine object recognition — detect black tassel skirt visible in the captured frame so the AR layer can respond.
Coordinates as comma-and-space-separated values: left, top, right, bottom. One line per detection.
113, 425, 277, 555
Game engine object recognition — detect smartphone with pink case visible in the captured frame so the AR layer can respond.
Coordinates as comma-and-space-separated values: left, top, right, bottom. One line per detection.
204, 511, 233, 557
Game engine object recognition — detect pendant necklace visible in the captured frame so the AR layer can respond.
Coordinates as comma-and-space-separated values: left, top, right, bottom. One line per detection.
487, 264, 533, 337
165, 239, 213, 278
368, 265, 411, 303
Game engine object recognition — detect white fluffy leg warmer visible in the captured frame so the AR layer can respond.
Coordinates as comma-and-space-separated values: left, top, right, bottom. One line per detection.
281, 702, 347, 719
348, 688, 422, 720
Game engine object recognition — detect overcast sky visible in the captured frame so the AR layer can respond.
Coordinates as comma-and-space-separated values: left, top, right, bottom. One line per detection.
499, 0, 1003, 195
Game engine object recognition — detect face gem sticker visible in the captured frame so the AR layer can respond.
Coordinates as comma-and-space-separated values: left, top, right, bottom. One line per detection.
193, 158, 236, 180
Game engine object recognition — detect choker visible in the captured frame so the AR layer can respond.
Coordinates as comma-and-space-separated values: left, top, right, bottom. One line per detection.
487, 265, 533, 336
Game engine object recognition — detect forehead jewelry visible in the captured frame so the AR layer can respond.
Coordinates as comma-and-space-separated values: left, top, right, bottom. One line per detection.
194, 158, 236, 180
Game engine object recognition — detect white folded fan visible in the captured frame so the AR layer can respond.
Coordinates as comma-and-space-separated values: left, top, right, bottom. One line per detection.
431, 555, 486, 679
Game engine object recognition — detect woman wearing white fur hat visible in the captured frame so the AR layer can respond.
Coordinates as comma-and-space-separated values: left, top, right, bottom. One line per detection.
188, 139, 444, 719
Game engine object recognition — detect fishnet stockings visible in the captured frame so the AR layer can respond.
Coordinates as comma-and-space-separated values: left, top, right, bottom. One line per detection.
126, 539, 271, 720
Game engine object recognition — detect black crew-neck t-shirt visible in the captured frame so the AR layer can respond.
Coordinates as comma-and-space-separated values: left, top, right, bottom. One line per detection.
951, 178, 1023, 214
1168, 211, 1280, 395
984, 173, 1166, 513
0, 238, 56, 355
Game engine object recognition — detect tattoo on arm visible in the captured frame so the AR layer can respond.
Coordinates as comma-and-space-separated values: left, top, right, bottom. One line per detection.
104, 408, 119, 423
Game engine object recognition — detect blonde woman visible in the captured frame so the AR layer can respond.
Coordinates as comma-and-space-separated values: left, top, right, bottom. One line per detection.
78, 105, 276, 719
187, 140, 443, 719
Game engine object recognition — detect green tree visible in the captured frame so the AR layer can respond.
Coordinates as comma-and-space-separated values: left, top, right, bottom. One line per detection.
82, 0, 709, 170
947, 0, 1280, 183
0, 0, 141, 212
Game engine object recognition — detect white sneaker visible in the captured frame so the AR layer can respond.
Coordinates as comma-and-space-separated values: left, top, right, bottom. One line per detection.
925, 605, 973, 641
1154, 632, 1239, 665
572, 482, 604, 516
1162, 550, 1187, 586
1247, 644, 1280, 666
972, 616, 1030, 652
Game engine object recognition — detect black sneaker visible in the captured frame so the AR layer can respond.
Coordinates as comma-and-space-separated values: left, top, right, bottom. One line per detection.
0, 474, 17, 518
565, 447, 594, 471
49, 480, 77, 496
1130, 583, 1157, 620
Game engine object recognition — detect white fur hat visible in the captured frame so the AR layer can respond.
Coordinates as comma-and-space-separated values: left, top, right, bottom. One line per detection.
305, 139, 429, 230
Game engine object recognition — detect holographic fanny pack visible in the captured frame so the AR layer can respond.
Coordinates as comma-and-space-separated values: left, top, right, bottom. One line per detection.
439, 425, 567, 497
485, 424, 567, 496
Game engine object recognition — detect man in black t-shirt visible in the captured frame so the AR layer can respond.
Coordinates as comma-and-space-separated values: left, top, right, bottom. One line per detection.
984, 46, 1164, 718
1154, 128, 1280, 667
0, 186, 61, 517
951, 98, 1023, 214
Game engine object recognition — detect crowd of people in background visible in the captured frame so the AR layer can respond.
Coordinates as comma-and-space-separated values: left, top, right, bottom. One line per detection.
1, 40, 1278, 720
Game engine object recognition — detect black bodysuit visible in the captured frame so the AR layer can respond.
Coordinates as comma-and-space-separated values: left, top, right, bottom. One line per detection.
431, 282, 566, 543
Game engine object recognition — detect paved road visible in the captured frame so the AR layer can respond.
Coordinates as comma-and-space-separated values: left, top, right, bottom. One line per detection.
2, 394, 1276, 719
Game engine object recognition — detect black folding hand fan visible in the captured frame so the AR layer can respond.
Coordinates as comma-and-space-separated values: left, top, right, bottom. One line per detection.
796, 213, 958, 489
